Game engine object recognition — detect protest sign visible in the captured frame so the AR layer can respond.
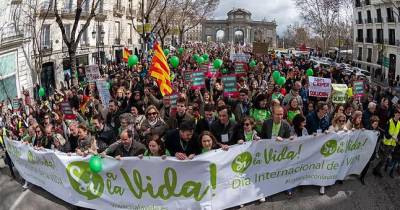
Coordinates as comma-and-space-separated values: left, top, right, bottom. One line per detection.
331, 84, 348, 104
96, 80, 111, 108
5, 130, 377, 210
354, 81, 364, 97
234, 62, 247, 76
222, 75, 238, 97
252, 42, 269, 55
60, 102, 76, 120
184, 70, 192, 84
85, 65, 101, 82
230, 53, 251, 63
12, 98, 21, 112
191, 71, 205, 90
308, 76, 332, 97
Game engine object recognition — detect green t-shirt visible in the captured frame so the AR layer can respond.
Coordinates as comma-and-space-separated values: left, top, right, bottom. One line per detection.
244, 131, 255, 142
272, 122, 281, 137
287, 110, 300, 123
144, 149, 171, 157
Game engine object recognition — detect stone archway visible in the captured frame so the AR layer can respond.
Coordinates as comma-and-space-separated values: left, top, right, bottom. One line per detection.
234, 29, 244, 44
216, 29, 225, 42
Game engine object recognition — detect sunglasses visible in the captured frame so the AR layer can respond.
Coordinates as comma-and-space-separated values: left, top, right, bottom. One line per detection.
339, 120, 346, 123
244, 123, 251, 126
35, 130, 41, 133
147, 112, 157, 116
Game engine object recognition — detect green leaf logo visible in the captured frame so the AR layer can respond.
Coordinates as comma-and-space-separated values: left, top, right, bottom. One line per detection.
231, 152, 253, 173
66, 161, 104, 200
320, 140, 337, 157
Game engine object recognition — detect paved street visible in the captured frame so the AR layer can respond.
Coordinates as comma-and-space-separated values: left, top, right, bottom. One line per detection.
1, 154, 400, 210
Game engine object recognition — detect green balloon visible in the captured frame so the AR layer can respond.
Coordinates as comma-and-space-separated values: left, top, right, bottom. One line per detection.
213, 59, 223, 69
197, 56, 205, 64
272, 70, 281, 81
193, 54, 200, 61
178, 47, 184, 55
163, 49, 170, 56
128, 55, 138, 67
277, 77, 286, 86
306, 68, 314, 76
89, 155, 103, 174
249, 60, 257, 68
170, 56, 179, 68
221, 68, 228, 74
106, 82, 110, 90
202, 53, 209, 60
38, 87, 45, 97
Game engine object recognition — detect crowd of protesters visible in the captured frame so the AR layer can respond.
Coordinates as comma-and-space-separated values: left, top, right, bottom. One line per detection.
1, 42, 400, 203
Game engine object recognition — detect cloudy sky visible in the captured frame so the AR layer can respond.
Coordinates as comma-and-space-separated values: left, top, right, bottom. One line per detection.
212, 0, 301, 36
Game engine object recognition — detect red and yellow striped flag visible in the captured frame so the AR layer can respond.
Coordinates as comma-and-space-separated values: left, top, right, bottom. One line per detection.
123, 47, 131, 62
149, 42, 172, 96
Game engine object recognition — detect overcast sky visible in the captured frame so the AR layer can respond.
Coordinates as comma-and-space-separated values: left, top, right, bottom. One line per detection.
211, 0, 301, 36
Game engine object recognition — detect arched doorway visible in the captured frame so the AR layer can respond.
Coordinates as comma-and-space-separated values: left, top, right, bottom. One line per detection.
216, 29, 225, 42
234, 30, 244, 44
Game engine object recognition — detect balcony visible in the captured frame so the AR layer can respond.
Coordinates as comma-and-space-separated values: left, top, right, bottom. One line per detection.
11, 0, 22, 4
40, 42, 53, 56
389, 39, 396, 46
95, 10, 107, 21
365, 18, 372, 24
113, 5, 125, 17
61, 8, 75, 19
38, 5, 55, 18
126, 8, 136, 19
387, 17, 395, 23
114, 38, 120, 45
0, 33, 24, 47
367, 56, 372, 62
356, 19, 363, 24
80, 9, 90, 19
374, 17, 382, 23
375, 38, 383, 44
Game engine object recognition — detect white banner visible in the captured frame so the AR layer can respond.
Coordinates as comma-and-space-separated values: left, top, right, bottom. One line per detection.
4, 130, 377, 210
309, 76, 332, 97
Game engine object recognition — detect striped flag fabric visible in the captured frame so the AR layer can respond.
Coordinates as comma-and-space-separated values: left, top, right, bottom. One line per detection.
123, 47, 131, 62
149, 41, 172, 96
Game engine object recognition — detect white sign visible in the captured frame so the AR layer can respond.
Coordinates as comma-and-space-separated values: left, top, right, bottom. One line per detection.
5, 130, 377, 210
85, 65, 101, 81
309, 76, 332, 97
96, 79, 111, 108
230, 53, 250, 63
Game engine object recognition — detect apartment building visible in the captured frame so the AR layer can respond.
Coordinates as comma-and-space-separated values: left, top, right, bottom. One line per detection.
353, 0, 400, 86
185, 24, 202, 42
0, 0, 141, 97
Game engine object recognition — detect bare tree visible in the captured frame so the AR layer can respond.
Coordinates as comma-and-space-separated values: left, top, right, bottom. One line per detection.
295, 0, 341, 54
155, 0, 178, 47
130, 0, 168, 50
283, 22, 311, 48
174, 0, 219, 45
10, 0, 53, 86
53, 0, 100, 86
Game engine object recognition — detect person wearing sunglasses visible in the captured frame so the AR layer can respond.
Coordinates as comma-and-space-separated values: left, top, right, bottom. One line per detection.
328, 113, 348, 131
232, 117, 260, 145
139, 105, 167, 141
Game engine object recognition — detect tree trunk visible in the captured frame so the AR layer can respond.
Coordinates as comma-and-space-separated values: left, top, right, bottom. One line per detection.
179, 30, 184, 46
69, 51, 78, 86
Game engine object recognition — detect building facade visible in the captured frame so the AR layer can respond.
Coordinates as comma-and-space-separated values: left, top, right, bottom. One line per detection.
202, 8, 277, 47
185, 24, 202, 42
353, 0, 400, 86
0, 0, 141, 99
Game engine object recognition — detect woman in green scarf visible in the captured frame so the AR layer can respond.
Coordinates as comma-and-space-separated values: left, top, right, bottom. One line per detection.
284, 98, 303, 124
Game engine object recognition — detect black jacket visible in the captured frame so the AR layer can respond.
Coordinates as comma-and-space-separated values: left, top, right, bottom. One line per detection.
210, 120, 237, 145
106, 141, 146, 157
260, 119, 291, 139
164, 129, 201, 156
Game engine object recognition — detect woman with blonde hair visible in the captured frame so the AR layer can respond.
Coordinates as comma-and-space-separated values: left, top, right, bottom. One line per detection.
329, 113, 348, 131
139, 105, 167, 142
346, 110, 363, 130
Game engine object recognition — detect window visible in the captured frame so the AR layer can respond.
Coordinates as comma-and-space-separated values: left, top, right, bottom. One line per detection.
81, 24, 88, 45
387, 8, 394, 22
389, 29, 395, 45
97, 0, 104, 13
355, 0, 361, 7
42, 24, 51, 47
128, 23, 132, 44
366, 29, 373, 43
83, 0, 90, 12
358, 47, 362, 60
367, 48, 372, 62
115, 21, 121, 42
367, 10, 372, 23
64, 0, 72, 11
365, 0, 370, 5
377, 51, 383, 65
358, 12, 362, 24
376, 8, 382, 23
376, 29, 383, 43
357, 29, 363, 42
0, 53, 18, 102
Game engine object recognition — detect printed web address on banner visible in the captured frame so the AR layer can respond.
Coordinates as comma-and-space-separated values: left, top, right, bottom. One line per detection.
110, 202, 167, 210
